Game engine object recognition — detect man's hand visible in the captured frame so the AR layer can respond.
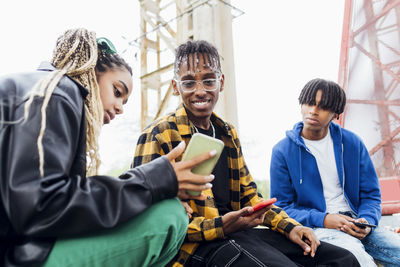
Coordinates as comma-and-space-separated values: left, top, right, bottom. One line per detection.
165, 141, 215, 201
323, 213, 354, 230
288, 226, 320, 257
323, 214, 370, 239
341, 217, 371, 240
222, 205, 271, 235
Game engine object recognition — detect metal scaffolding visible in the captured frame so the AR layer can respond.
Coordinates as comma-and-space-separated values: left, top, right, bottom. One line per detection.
339, 0, 400, 214
133, 0, 243, 130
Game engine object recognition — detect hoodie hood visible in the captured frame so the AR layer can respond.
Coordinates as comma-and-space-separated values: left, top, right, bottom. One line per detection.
286, 122, 306, 147
285, 121, 344, 186
286, 121, 343, 147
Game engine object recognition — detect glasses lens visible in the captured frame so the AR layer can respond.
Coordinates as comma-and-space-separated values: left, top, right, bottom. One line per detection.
203, 79, 217, 90
179, 78, 219, 92
181, 80, 196, 91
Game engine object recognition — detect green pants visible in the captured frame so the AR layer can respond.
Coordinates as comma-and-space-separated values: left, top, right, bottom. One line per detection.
43, 198, 188, 267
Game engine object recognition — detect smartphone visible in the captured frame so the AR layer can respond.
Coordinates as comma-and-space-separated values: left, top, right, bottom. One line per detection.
181, 133, 224, 196
352, 221, 377, 229
245, 198, 277, 216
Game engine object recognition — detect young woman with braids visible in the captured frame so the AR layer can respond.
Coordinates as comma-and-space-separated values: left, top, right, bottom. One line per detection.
0, 28, 215, 267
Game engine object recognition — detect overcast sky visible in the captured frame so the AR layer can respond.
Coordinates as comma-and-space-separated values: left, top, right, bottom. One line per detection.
0, 0, 345, 182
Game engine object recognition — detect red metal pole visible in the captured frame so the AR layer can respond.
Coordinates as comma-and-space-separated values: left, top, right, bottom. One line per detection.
338, 0, 353, 126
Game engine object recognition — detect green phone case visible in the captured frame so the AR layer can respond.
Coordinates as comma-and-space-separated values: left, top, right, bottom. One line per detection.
182, 133, 224, 196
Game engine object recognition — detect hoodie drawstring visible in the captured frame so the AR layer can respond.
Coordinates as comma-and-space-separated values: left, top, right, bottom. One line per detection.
299, 145, 303, 184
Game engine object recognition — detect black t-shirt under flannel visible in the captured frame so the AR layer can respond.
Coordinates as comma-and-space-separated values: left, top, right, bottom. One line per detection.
195, 124, 231, 215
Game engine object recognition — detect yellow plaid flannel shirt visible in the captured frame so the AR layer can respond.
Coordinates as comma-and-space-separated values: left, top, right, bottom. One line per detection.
132, 105, 301, 266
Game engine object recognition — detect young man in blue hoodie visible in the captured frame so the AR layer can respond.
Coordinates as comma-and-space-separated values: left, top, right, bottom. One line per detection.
270, 78, 400, 267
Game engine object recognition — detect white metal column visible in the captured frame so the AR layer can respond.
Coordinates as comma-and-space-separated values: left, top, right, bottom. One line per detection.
137, 0, 242, 129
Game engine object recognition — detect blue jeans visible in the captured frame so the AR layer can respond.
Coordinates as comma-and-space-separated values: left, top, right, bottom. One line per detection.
314, 227, 400, 267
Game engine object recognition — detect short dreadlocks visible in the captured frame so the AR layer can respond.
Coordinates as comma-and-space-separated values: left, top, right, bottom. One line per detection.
298, 78, 346, 114
174, 40, 221, 77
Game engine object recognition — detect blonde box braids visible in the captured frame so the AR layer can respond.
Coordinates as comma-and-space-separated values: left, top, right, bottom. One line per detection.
25, 28, 103, 177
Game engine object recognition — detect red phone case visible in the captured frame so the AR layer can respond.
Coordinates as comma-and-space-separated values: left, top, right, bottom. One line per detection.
245, 198, 277, 216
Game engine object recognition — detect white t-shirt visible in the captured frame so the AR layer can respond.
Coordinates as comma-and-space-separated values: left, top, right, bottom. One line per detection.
303, 130, 351, 214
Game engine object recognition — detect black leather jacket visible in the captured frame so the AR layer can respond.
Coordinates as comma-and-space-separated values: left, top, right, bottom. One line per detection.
0, 62, 178, 266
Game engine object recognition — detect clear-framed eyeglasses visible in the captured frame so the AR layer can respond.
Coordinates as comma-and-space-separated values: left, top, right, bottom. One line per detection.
175, 77, 221, 93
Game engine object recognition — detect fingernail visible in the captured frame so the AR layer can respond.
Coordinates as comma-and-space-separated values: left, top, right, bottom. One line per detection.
209, 150, 217, 156
209, 174, 215, 180
178, 141, 185, 148
206, 183, 213, 189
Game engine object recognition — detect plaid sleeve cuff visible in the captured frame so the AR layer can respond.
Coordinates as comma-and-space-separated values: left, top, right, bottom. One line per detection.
283, 222, 296, 234
214, 216, 225, 239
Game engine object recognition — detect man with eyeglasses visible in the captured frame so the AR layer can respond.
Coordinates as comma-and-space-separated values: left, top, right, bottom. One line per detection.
132, 40, 360, 267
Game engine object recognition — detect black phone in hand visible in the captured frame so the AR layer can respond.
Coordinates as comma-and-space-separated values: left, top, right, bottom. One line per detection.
352, 221, 377, 228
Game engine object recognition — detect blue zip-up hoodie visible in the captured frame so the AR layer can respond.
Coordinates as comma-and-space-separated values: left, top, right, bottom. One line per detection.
270, 122, 381, 228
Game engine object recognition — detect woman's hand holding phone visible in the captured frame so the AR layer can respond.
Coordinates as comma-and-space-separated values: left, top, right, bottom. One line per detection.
165, 141, 215, 200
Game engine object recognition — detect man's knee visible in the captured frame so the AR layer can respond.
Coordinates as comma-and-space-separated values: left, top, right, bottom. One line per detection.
316, 241, 361, 267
